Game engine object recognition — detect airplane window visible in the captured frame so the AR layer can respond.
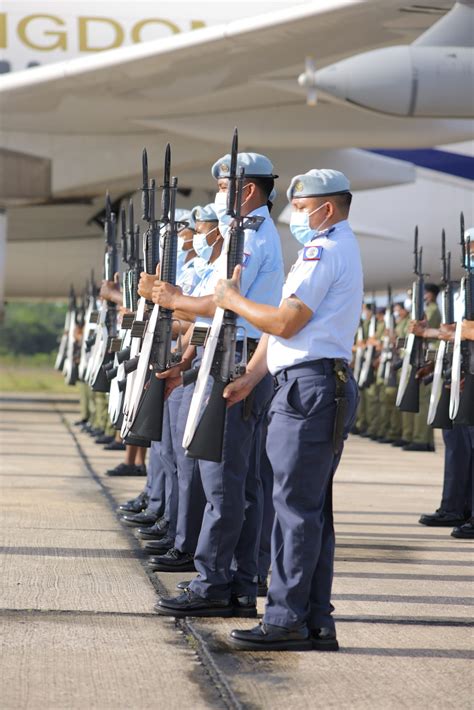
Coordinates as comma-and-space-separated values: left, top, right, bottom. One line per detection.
0, 60, 11, 74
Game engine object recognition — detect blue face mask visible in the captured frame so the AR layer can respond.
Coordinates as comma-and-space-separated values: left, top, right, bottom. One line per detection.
176, 233, 193, 274
192, 227, 219, 262
289, 203, 328, 245
214, 192, 232, 239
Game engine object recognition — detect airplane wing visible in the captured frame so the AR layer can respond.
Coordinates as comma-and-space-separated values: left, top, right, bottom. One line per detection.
1, 0, 471, 196
1, 0, 471, 297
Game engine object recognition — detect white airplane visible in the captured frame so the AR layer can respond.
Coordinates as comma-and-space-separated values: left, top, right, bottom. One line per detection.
0, 0, 473, 311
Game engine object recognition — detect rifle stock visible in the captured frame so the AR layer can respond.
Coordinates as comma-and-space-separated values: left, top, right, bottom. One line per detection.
186, 379, 227, 462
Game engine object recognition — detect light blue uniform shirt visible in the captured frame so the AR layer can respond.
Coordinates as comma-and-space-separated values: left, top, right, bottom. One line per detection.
199, 205, 284, 340
177, 256, 201, 296
267, 220, 363, 375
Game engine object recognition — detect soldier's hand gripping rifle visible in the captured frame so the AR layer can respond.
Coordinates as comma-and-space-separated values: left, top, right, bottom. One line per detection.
183, 128, 253, 463
377, 285, 396, 386
358, 294, 377, 388
128, 144, 184, 441
397, 227, 425, 412
88, 193, 119, 392
428, 229, 455, 427
450, 213, 474, 424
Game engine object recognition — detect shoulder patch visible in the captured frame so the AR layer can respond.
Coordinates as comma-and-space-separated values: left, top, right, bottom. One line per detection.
242, 252, 251, 267
303, 245, 323, 261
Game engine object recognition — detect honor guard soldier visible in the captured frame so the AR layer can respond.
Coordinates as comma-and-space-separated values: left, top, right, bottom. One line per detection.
121, 210, 200, 533
146, 203, 223, 569
419, 231, 474, 539
152, 153, 284, 615
404, 283, 441, 451
212, 169, 362, 651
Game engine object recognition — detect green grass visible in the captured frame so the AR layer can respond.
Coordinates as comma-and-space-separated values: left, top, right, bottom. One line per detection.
0, 355, 77, 394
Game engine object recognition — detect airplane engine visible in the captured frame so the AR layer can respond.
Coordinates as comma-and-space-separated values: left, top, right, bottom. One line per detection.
315, 46, 474, 119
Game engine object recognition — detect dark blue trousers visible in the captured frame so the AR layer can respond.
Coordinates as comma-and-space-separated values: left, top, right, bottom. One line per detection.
144, 468, 152, 497
160, 389, 183, 539
147, 441, 166, 516
441, 426, 472, 517
190, 373, 273, 600
174, 381, 206, 554
263, 361, 358, 631
257, 430, 274, 579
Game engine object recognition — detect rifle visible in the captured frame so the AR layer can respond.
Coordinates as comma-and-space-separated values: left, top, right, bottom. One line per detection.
120, 152, 161, 437
106, 205, 137, 425
54, 284, 74, 372
450, 213, 474, 424
80, 271, 99, 382
88, 193, 119, 392
352, 319, 365, 384
377, 285, 396, 386
428, 229, 455, 428
358, 294, 377, 388
63, 286, 79, 386
183, 128, 254, 463
62, 286, 79, 385
128, 144, 183, 441
117, 208, 144, 371
396, 226, 425, 412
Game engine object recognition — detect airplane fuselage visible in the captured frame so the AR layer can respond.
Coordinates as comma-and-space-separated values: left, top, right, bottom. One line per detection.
0, 1, 285, 73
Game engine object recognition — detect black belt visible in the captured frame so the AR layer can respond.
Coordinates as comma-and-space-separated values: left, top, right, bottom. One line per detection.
273, 358, 337, 386
273, 357, 350, 456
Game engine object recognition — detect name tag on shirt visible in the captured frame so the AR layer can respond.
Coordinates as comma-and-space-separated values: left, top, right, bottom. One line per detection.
303, 245, 323, 261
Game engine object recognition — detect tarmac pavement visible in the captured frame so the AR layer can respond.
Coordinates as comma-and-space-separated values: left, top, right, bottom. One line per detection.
1, 394, 472, 709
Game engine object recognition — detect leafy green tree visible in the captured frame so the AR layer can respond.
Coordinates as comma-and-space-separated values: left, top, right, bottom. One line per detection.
0, 302, 67, 356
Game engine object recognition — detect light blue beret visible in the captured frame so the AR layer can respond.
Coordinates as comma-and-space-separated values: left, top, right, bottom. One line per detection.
211, 152, 278, 180
287, 169, 351, 202
175, 208, 195, 231
175, 208, 191, 224
192, 202, 218, 223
